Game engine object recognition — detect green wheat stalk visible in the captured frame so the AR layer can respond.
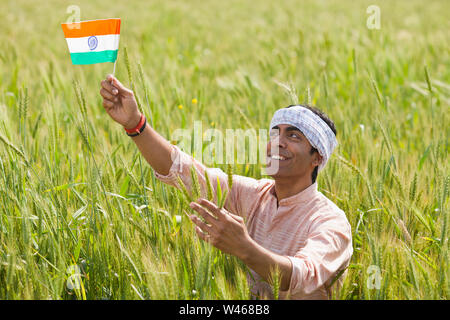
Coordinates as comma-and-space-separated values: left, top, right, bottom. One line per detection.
190, 165, 202, 201
0, 132, 29, 165
72, 79, 87, 119
369, 73, 384, 108
273, 79, 299, 105
226, 163, 233, 192
204, 169, 214, 201
176, 175, 192, 202
137, 61, 154, 127
424, 66, 433, 93
123, 46, 142, 112
335, 154, 375, 206
269, 265, 281, 300
306, 86, 312, 105
409, 173, 418, 202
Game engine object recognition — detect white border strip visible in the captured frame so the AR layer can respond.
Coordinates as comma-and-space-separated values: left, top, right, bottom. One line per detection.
65, 34, 120, 53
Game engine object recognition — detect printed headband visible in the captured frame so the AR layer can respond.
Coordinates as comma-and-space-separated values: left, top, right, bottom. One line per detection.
269, 105, 338, 172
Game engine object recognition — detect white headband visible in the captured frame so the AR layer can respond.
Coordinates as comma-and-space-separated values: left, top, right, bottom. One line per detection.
269, 105, 338, 172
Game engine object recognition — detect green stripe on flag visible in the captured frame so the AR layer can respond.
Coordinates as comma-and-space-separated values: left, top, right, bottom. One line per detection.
70, 50, 118, 65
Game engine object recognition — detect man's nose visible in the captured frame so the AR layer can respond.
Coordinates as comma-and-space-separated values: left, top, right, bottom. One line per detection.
270, 134, 287, 150
277, 134, 288, 148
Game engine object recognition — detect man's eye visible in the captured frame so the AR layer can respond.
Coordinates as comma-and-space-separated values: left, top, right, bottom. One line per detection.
290, 133, 300, 138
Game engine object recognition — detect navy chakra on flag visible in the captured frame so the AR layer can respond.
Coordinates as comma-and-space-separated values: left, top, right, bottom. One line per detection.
88, 36, 98, 51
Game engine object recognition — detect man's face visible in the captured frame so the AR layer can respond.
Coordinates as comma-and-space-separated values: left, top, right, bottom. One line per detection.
266, 124, 322, 180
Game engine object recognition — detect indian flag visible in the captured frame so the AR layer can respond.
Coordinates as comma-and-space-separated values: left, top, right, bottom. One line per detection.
61, 18, 121, 65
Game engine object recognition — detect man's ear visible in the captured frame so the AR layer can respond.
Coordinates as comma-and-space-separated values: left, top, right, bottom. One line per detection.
312, 152, 323, 167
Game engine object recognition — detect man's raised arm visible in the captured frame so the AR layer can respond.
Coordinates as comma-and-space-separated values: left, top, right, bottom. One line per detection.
100, 74, 261, 220
99, 74, 173, 175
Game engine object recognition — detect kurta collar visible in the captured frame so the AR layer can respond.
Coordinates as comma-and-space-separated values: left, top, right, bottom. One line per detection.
269, 181, 318, 206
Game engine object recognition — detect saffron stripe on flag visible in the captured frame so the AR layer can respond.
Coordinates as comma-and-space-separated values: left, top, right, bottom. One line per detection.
61, 18, 121, 38
69, 50, 118, 65
65, 34, 120, 53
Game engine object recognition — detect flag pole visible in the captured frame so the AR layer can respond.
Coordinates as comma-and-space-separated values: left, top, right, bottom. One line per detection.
110, 60, 117, 87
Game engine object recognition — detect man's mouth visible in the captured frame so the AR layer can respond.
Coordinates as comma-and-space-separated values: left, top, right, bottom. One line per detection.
268, 154, 290, 161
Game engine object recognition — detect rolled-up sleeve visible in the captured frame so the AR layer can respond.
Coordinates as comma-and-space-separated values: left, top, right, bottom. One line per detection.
153, 144, 192, 186
284, 215, 353, 297
153, 144, 260, 218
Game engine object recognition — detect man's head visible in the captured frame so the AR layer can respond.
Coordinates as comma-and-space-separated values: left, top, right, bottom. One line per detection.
266, 105, 337, 184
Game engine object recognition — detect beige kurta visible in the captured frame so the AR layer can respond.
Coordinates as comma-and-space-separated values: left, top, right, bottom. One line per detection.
154, 145, 353, 299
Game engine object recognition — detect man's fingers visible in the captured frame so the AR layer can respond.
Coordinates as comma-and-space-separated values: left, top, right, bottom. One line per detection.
196, 198, 226, 219
100, 88, 116, 101
101, 80, 118, 95
190, 215, 212, 233
102, 99, 114, 109
106, 74, 133, 96
229, 212, 244, 223
189, 202, 218, 225
195, 226, 210, 243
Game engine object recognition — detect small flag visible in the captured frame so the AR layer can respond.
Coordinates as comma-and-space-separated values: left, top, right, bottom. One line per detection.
61, 18, 121, 65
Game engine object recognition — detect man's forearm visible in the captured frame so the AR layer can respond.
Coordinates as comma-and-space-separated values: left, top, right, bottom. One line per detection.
240, 238, 293, 291
130, 124, 173, 176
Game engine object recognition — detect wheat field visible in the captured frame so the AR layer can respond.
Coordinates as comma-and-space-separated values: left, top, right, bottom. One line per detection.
0, 0, 448, 299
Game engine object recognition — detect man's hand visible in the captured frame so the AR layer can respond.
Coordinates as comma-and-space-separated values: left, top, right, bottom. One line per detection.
99, 74, 174, 175
189, 199, 253, 259
99, 74, 141, 129
189, 198, 293, 291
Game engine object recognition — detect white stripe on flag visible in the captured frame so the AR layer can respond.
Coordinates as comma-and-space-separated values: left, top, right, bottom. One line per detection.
65, 34, 120, 53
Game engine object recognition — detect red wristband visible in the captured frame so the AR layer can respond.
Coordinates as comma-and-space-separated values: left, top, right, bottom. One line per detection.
124, 114, 146, 136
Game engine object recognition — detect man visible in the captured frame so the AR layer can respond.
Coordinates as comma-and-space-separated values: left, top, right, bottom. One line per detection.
99, 75, 353, 300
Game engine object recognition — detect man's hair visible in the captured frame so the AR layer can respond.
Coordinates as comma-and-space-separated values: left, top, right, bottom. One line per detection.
285, 104, 337, 183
